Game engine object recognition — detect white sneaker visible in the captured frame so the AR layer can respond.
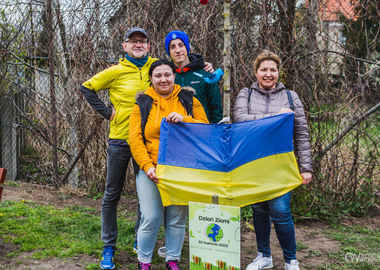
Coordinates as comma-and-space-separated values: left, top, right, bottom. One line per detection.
157, 246, 166, 258
285, 260, 300, 270
246, 252, 273, 270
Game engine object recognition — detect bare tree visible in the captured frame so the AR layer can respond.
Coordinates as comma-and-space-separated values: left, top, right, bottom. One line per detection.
0, 0, 378, 215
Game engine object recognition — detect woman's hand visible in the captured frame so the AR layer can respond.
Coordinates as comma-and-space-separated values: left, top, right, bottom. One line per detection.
110, 108, 116, 121
278, 108, 293, 114
166, 112, 184, 123
146, 167, 159, 183
301, 172, 312, 185
204, 62, 215, 73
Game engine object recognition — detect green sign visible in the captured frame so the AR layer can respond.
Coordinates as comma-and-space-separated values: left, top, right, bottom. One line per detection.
189, 202, 240, 270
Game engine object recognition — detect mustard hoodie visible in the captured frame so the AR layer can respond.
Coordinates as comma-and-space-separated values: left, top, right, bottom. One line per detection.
129, 84, 209, 173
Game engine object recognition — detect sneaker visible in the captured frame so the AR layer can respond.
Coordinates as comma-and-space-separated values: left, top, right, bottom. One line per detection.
158, 246, 166, 258
246, 252, 273, 270
166, 260, 181, 270
285, 260, 300, 270
138, 261, 151, 270
100, 246, 115, 270
133, 240, 138, 253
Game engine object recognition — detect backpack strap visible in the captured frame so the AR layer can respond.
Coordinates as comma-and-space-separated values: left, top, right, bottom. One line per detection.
135, 94, 154, 143
178, 88, 194, 117
286, 90, 295, 111
133, 94, 153, 175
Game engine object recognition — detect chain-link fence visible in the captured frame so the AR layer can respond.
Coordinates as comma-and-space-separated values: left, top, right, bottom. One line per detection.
1, 0, 379, 213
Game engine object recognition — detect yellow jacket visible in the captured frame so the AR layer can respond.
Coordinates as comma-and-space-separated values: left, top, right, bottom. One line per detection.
130, 84, 209, 173
82, 57, 158, 143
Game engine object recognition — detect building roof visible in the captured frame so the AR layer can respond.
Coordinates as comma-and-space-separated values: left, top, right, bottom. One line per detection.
319, 0, 359, 21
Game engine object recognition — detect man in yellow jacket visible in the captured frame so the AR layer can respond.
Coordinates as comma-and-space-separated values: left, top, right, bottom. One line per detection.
81, 27, 156, 270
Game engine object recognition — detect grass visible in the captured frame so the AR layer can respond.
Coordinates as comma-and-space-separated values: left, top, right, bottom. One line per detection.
315, 224, 380, 269
1, 200, 379, 269
0, 200, 136, 269
1, 200, 100, 259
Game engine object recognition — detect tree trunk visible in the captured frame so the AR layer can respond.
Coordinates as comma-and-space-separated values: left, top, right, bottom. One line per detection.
52, 0, 80, 188
46, 0, 59, 187
223, 0, 231, 121
305, 0, 318, 106
277, 0, 296, 89
258, 0, 273, 50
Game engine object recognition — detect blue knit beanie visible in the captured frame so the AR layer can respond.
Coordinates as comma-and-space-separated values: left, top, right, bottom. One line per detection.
165, 31, 190, 56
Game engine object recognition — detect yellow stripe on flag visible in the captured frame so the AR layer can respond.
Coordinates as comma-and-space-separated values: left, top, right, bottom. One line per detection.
157, 151, 302, 207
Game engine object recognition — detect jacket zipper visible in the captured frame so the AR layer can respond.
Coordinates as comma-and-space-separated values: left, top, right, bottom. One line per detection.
139, 68, 143, 90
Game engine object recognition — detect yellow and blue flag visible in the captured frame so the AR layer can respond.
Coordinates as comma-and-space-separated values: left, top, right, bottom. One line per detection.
156, 112, 302, 207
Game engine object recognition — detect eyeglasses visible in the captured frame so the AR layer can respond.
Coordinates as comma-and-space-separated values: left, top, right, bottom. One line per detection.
126, 39, 148, 45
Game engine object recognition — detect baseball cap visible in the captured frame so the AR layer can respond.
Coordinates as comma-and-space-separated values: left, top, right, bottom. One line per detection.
125, 27, 149, 40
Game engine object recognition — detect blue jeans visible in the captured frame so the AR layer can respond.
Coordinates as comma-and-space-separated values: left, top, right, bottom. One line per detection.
101, 144, 132, 247
136, 170, 187, 263
251, 191, 297, 263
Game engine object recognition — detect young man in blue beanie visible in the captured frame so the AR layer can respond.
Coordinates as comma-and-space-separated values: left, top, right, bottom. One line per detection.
165, 30, 223, 124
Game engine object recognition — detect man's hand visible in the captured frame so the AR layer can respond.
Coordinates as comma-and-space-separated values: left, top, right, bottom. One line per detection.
146, 167, 159, 183
166, 112, 184, 123
301, 172, 312, 185
204, 62, 214, 73
110, 108, 116, 121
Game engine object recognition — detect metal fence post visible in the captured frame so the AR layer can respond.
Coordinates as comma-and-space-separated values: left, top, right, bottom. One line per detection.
1, 97, 17, 181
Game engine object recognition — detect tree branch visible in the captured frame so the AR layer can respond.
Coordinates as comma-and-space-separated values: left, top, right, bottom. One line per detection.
61, 117, 104, 184
297, 50, 380, 66
313, 101, 380, 165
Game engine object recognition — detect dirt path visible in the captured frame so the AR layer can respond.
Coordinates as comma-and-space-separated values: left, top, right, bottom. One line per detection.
1, 182, 379, 269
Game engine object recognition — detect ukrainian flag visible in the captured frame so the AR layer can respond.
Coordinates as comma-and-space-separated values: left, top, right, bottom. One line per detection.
156, 113, 302, 207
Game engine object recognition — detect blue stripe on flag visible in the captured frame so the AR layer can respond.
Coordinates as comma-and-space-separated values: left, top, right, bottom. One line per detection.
157, 112, 294, 172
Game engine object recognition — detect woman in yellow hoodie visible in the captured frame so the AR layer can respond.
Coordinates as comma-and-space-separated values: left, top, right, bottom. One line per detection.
129, 59, 209, 270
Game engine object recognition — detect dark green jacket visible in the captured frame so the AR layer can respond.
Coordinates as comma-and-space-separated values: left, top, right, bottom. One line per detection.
174, 54, 223, 123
